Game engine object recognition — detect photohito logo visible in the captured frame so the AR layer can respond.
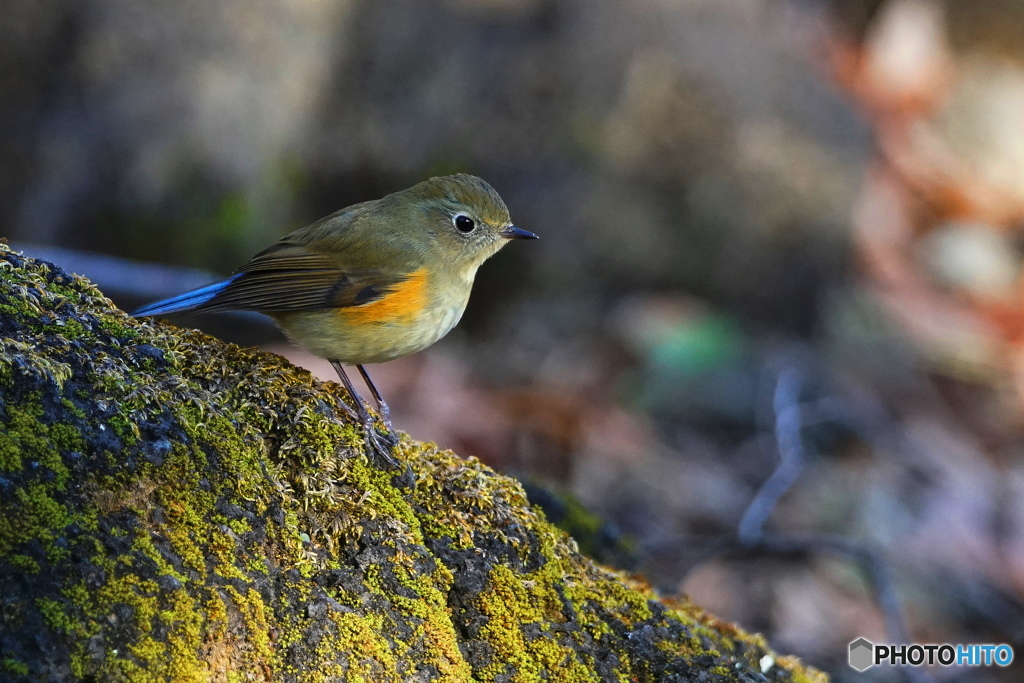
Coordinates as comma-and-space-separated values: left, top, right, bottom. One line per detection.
849, 638, 1014, 671
849, 638, 874, 672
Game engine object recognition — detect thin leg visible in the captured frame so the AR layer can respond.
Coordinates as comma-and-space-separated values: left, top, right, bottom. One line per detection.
331, 361, 370, 422
330, 360, 400, 469
357, 364, 394, 433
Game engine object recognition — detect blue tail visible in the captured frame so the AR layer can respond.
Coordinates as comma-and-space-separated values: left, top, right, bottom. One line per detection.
131, 275, 241, 317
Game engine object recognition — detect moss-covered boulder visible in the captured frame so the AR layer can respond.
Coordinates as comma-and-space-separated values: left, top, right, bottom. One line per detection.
0, 242, 825, 682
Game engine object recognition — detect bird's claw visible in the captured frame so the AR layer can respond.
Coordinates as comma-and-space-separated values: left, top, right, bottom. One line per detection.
365, 423, 400, 469
365, 421, 413, 486
331, 361, 406, 478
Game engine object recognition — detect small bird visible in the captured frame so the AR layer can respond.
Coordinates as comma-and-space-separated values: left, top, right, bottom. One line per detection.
133, 174, 537, 468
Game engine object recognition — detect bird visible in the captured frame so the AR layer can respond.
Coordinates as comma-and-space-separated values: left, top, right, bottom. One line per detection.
132, 174, 537, 468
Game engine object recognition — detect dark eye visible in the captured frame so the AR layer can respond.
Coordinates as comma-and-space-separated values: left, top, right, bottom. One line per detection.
454, 214, 476, 233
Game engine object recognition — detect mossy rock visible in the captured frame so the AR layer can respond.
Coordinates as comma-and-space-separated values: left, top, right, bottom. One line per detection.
0, 242, 826, 682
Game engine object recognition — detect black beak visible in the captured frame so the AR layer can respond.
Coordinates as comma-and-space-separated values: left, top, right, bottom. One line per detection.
501, 225, 539, 240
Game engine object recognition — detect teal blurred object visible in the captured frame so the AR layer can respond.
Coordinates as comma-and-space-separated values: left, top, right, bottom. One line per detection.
648, 312, 745, 376
620, 302, 756, 431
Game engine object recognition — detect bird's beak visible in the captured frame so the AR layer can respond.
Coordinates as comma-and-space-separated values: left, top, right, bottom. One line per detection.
501, 225, 539, 240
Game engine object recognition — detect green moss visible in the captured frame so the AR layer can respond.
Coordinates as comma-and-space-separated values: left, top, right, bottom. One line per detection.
475, 564, 598, 681
36, 597, 79, 635
60, 400, 89, 427
5, 484, 73, 562
44, 317, 88, 339
0, 401, 46, 474
48, 423, 84, 453
2, 657, 30, 676
0, 244, 826, 683
106, 413, 140, 446
0, 400, 78, 561
0, 433, 20, 472
7, 554, 40, 573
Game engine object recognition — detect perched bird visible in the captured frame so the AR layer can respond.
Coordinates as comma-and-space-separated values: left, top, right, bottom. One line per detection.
133, 174, 537, 468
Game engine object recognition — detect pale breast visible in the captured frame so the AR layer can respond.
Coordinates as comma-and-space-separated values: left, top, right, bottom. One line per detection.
270, 277, 471, 365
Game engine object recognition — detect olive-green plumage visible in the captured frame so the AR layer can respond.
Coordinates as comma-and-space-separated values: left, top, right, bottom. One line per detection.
134, 174, 535, 468
135, 173, 536, 364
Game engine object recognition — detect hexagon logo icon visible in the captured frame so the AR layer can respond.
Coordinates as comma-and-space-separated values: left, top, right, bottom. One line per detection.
849, 638, 875, 671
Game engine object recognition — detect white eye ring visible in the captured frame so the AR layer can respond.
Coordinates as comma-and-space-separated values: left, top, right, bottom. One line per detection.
453, 214, 476, 233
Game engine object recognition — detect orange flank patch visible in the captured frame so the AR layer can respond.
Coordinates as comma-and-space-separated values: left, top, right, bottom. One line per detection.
339, 268, 429, 326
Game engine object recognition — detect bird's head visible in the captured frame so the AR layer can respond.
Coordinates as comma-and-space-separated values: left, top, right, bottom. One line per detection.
397, 174, 537, 272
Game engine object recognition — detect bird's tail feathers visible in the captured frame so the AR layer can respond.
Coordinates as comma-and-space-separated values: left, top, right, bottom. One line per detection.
131, 275, 240, 317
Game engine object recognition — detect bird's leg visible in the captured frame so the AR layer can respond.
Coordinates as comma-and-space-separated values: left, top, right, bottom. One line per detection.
357, 364, 395, 435
330, 360, 400, 469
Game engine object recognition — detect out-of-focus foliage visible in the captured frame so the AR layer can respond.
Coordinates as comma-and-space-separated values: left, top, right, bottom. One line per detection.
1, 0, 861, 335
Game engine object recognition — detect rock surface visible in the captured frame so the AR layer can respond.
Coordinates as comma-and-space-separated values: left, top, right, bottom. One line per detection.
0, 242, 825, 682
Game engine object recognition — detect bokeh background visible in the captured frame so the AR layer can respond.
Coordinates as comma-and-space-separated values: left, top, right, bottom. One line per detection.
6, 0, 1024, 679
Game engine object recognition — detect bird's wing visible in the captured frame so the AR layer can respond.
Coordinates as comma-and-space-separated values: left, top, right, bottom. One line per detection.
192, 241, 412, 313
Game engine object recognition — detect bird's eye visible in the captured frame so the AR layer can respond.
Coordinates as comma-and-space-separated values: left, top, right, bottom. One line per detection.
454, 214, 476, 233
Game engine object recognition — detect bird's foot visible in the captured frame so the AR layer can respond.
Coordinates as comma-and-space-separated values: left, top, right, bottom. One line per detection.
364, 424, 414, 486
336, 400, 360, 422
366, 411, 416, 486
377, 403, 395, 436
363, 420, 397, 465
332, 361, 409, 482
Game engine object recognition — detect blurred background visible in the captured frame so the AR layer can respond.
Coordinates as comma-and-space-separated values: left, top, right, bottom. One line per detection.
5, 0, 1024, 679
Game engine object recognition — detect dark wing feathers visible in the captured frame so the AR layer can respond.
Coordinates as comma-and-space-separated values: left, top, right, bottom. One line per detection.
194, 244, 409, 313
233, 244, 334, 274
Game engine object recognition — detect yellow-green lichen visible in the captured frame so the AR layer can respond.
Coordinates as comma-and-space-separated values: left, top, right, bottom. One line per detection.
36, 597, 80, 635
0, 244, 826, 683
2, 657, 30, 676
